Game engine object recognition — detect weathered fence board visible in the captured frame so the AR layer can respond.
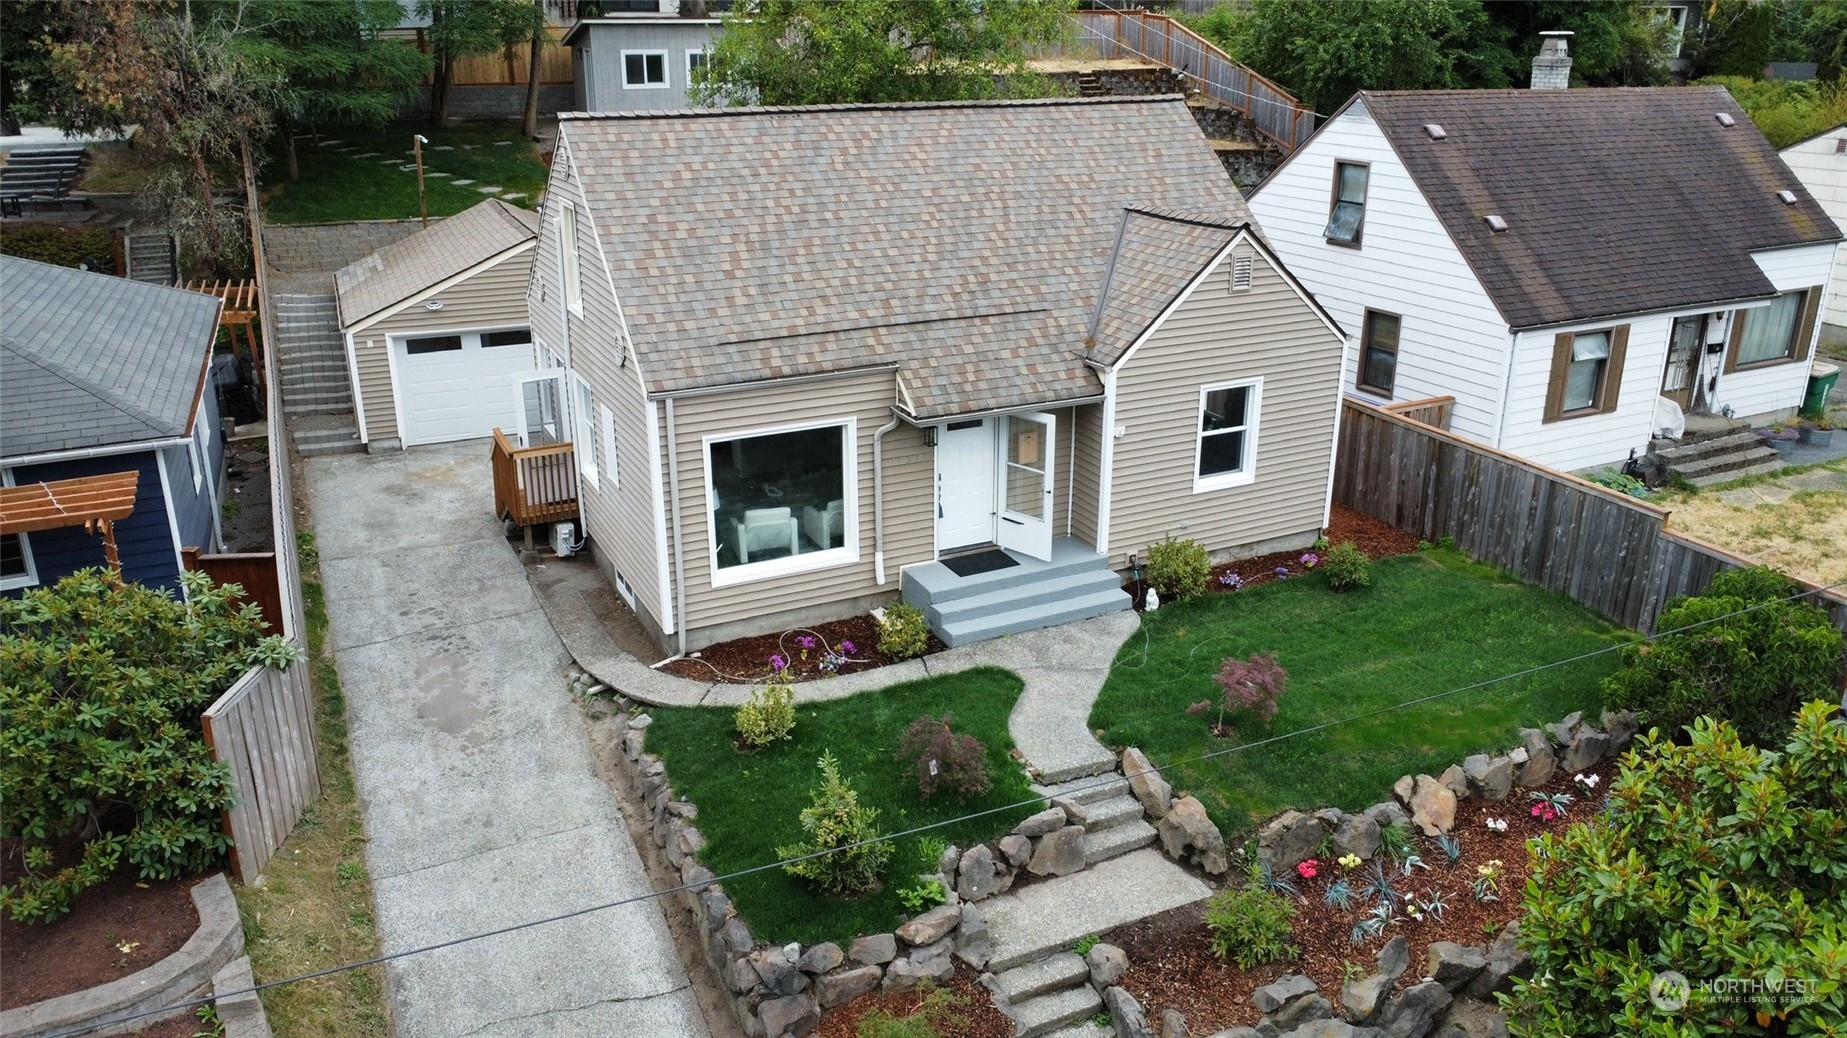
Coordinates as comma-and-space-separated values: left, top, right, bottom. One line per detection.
183, 549, 283, 634
202, 664, 320, 882
1334, 400, 1847, 637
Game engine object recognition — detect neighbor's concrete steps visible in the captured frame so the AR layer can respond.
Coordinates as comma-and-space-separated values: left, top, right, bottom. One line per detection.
274, 293, 363, 456
1658, 430, 1785, 488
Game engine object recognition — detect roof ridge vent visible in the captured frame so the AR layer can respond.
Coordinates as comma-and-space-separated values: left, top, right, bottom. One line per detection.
1715, 112, 1736, 127
1484, 215, 1509, 233
1423, 123, 1447, 140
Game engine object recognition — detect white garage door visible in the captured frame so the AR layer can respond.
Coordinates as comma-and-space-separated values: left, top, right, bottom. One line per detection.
395, 329, 535, 445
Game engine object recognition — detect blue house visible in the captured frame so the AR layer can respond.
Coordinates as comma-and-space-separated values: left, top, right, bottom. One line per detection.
1, 256, 226, 595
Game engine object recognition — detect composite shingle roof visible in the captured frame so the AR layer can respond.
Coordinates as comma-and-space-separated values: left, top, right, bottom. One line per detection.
2, 256, 220, 459
1089, 207, 1245, 366
559, 96, 1251, 414
1356, 87, 1842, 330
335, 198, 538, 328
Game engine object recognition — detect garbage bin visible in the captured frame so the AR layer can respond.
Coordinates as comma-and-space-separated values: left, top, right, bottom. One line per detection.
1804, 362, 1840, 417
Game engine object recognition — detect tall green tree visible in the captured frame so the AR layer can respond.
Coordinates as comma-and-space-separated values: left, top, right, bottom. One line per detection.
1483, 1, 1676, 87
243, 0, 430, 182
416, 0, 538, 127
0, 1, 90, 135
691, 0, 1074, 108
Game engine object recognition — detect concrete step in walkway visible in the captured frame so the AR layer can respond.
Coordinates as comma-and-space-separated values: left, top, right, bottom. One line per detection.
292, 420, 363, 458
1082, 818, 1157, 865
1010, 985, 1103, 1038
1657, 430, 1786, 487
983, 848, 1211, 973
992, 951, 1088, 1003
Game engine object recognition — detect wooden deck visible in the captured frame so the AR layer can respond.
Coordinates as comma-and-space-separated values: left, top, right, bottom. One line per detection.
491, 428, 579, 531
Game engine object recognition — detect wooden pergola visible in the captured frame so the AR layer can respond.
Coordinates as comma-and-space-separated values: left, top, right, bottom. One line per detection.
186, 279, 265, 400
0, 471, 140, 573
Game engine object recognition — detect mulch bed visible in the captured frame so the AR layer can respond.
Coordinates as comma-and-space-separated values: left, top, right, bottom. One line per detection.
1, 867, 215, 1009
660, 613, 947, 684
1126, 504, 1423, 608
817, 965, 1012, 1038
120, 1013, 211, 1038
1103, 767, 1603, 1034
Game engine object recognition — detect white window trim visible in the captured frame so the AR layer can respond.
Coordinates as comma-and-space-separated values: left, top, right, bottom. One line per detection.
702, 416, 859, 589
621, 49, 671, 89
573, 373, 599, 489
685, 49, 707, 84
560, 206, 582, 317
599, 403, 619, 488
1192, 377, 1263, 494
1, 469, 40, 591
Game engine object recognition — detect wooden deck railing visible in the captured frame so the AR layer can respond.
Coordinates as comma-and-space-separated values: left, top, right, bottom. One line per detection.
492, 428, 580, 528
1383, 395, 1456, 431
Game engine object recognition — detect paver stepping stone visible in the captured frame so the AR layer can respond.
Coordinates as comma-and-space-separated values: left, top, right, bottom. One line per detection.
492, 140, 512, 145
500, 193, 526, 201
318, 139, 344, 146
461, 144, 480, 149
432, 144, 455, 150
476, 184, 503, 193
425, 171, 452, 178
450, 178, 475, 186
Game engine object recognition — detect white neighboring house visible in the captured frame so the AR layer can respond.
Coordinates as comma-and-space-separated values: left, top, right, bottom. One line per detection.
1248, 84, 1843, 472
1780, 123, 1847, 342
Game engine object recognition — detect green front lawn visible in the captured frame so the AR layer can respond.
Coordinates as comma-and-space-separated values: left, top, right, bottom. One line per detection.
261, 123, 547, 225
641, 667, 1035, 946
1090, 549, 1632, 838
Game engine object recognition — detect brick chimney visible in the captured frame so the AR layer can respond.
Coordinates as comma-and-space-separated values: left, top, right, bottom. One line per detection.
1531, 31, 1573, 89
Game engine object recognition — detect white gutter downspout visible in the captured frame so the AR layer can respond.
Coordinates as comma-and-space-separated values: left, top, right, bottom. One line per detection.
873, 412, 902, 585
665, 397, 688, 656
1095, 368, 1118, 557
1493, 330, 1520, 449
3, 437, 192, 470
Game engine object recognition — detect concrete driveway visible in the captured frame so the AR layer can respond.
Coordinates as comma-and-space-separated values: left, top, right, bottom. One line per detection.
305, 441, 709, 1038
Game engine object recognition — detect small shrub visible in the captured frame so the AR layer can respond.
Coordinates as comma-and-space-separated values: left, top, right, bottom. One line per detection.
1379, 823, 1416, 863
1321, 541, 1372, 592
0, 223, 116, 272
1601, 566, 1844, 747
779, 751, 893, 897
856, 984, 963, 1038
895, 714, 991, 802
877, 601, 931, 661
895, 875, 947, 914
1073, 933, 1101, 957
734, 681, 796, 749
1147, 537, 1210, 601
1211, 652, 1287, 730
1206, 873, 1299, 970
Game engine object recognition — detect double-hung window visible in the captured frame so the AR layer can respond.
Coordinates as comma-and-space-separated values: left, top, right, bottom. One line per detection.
1544, 326, 1629, 421
1195, 379, 1262, 491
573, 374, 599, 488
1325, 162, 1368, 245
623, 50, 669, 89
1358, 310, 1400, 395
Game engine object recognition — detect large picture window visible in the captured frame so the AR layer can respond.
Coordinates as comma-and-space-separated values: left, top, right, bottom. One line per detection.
708, 421, 853, 578
1325, 161, 1368, 245
1733, 291, 1804, 366
1359, 310, 1400, 395
1195, 379, 1262, 492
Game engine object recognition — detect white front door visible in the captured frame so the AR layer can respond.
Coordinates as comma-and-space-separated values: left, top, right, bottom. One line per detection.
996, 411, 1055, 561
394, 329, 535, 445
936, 419, 996, 552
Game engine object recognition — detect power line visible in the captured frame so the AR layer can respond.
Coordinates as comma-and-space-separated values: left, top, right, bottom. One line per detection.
44, 578, 1846, 1038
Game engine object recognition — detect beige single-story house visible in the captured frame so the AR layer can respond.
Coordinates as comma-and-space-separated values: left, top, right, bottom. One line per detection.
336, 200, 538, 450
520, 97, 1349, 652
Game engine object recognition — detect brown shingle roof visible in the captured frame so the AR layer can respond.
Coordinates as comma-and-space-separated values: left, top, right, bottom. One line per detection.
560, 97, 1250, 412
1088, 207, 1243, 366
335, 199, 538, 328
1360, 87, 1843, 330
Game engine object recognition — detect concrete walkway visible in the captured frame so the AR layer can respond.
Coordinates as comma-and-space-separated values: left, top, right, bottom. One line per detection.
531, 550, 1143, 782
305, 443, 709, 1038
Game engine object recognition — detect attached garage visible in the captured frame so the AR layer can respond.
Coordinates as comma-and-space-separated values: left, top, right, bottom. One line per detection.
336, 200, 540, 449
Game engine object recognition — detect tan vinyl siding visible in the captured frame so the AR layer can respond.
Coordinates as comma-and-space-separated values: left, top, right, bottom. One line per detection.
1106, 248, 1343, 569
1069, 403, 1102, 544
669, 369, 934, 635
350, 251, 534, 444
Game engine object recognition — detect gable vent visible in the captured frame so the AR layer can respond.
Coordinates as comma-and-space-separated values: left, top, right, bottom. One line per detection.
1837, 138, 1846, 154
1423, 123, 1447, 140
1231, 252, 1254, 292
1715, 112, 1736, 127
1777, 189, 1798, 205
1484, 214, 1509, 233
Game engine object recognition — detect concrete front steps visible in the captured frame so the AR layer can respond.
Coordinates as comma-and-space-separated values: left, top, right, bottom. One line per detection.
274, 293, 363, 457
1032, 774, 1158, 868
981, 849, 1211, 1037
1657, 429, 1785, 488
901, 538, 1130, 648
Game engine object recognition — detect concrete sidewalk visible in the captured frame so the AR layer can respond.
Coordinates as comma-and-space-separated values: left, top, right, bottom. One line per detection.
305, 443, 710, 1038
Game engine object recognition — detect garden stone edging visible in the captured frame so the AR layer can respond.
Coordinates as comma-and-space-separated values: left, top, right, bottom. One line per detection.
1, 873, 246, 1038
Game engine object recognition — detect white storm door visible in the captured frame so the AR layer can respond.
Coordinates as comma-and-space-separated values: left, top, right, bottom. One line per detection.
936, 418, 996, 552
512, 370, 566, 447
996, 411, 1055, 561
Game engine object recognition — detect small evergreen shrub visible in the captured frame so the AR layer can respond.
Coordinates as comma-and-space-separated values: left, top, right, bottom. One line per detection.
895, 713, 991, 802
1211, 652, 1287, 730
734, 682, 796, 749
1321, 541, 1372, 592
856, 984, 963, 1038
779, 751, 893, 896
1602, 566, 1844, 747
877, 601, 931, 661
1206, 871, 1300, 969
1147, 537, 1210, 601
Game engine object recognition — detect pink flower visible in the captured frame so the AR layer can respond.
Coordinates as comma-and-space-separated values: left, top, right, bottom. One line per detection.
840, 640, 856, 655
1296, 859, 1319, 879
797, 635, 816, 650
1531, 803, 1558, 822
769, 654, 787, 672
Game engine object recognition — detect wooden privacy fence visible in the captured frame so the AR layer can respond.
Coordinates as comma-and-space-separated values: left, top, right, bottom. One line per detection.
1383, 395, 1456, 431
1333, 399, 1847, 636
202, 663, 320, 882
184, 549, 283, 635
1056, 9, 1317, 152
395, 26, 574, 85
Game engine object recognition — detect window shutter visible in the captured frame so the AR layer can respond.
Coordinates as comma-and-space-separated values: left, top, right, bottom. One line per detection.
1601, 325, 1629, 413
1723, 308, 1747, 374
1792, 286, 1822, 364
1543, 332, 1573, 423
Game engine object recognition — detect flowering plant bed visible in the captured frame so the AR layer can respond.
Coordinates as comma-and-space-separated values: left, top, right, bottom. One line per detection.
660, 614, 947, 684
1102, 768, 1604, 1034
1125, 505, 1422, 608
